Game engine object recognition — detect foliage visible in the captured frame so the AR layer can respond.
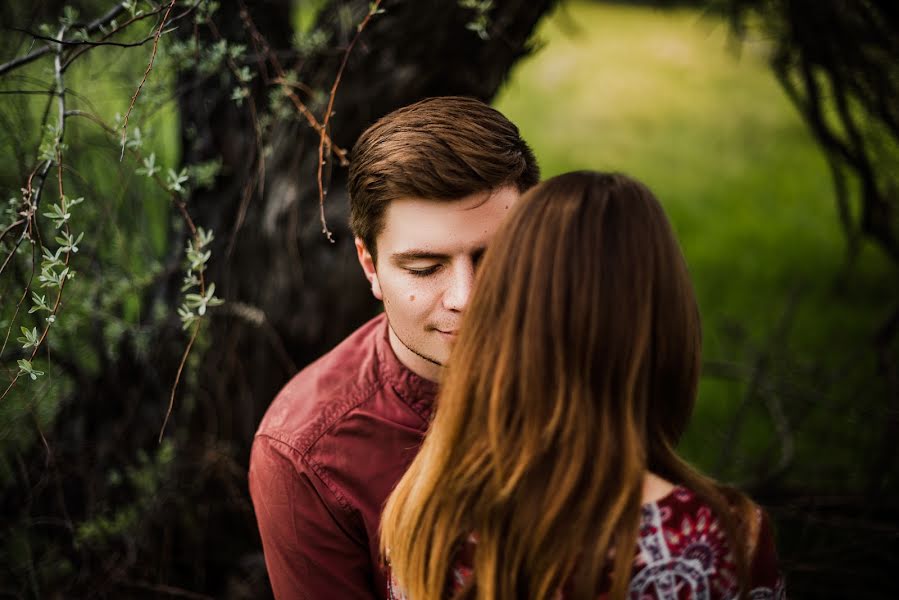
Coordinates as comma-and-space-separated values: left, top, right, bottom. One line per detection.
723, 0, 899, 264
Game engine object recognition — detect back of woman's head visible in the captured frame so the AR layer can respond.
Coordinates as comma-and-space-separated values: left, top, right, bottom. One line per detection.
381, 171, 753, 600
450, 171, 701, 464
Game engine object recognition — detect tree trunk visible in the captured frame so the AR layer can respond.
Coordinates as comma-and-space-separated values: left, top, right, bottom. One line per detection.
170, 0, 556, 595
179, 0, 556, 444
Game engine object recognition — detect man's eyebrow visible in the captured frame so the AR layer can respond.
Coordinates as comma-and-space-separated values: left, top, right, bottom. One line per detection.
390, 250, 449, 263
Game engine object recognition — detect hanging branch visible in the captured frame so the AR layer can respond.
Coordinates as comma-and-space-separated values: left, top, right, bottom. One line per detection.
120, 0, 178, 160
1, 25, 74, 401
316, 0, 383, 242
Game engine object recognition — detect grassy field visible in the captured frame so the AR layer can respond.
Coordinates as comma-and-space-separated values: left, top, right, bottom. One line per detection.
494, 1, 898, 484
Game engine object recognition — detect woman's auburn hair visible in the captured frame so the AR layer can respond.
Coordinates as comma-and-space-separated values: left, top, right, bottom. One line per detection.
380, 172, 757, 600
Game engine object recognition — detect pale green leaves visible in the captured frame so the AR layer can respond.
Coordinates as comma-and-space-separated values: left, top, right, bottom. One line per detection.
17, 359, 44, 381
43, 203, 70, 228
231, 86, 250, 107
38, 122, 66, 163
195, 227, 214, 248
122, 0, 145, 18
38, 265, 70, 289
39, 244, 74, 290
178, 227, 223, 330
17, 327, 40, 349
187, 245, 210, 272
190, 160, 221, 190
55, 230, 84, 254
184, 283, 224, 317
459, 0, 493, 40
136, 153, 159, 178
60, 6, 80, 28
125, 127, 144, 150
42, 195, 83, 229
167, 167, 189, 194
29, 293, 52, 314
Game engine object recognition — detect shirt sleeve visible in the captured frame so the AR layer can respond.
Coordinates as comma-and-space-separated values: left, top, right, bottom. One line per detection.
249, 435, 378, 600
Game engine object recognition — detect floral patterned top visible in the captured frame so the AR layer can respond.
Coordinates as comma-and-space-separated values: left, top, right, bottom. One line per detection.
388, 486, 785, 599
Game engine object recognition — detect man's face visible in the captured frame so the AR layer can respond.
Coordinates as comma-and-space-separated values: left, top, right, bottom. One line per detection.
356, 186, 520, 382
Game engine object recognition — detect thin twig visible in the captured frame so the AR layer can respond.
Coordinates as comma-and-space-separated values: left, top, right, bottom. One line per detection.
10, 27, 163, 49
0, 219, 24, 244
237, 3, 348, 165
120, 0, 177, 160
276, 81, 348, 165
0, 90, 59, 95
159, 320, 200, 442
316, 1, 382, 241
0, 283, 32, 376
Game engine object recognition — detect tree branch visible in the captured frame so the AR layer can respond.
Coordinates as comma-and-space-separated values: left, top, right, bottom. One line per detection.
120, 0, 177, 160
0, 4, 126, 77
9, 27, 164, 49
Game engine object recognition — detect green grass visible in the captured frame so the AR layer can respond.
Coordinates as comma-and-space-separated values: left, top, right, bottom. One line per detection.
494, 1, 899, 484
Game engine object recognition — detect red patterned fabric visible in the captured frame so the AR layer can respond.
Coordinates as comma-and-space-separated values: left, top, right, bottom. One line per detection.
388, 486, 785, 599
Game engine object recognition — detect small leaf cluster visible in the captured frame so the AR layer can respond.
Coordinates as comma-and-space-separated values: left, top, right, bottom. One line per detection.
38, 122, 67, 164
121, 0, 146, 18
37, 195, 83, 297
16, 327, 40, 350
459, 0, 493, 40
42, 195, 82, 229
194, 0, 220, 24
178, 227, 223, 330
293, 28, 331, 57
16, 359, 44, 381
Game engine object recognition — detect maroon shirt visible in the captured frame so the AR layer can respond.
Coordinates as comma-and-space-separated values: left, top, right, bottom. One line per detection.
249, 314, 437, 600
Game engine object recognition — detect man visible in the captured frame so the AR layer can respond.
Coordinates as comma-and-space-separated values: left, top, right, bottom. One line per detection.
249, 96, 539, 599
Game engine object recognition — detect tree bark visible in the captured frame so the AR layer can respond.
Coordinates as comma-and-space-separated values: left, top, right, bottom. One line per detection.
168, 0, 555, 594
179, 0, 556, 443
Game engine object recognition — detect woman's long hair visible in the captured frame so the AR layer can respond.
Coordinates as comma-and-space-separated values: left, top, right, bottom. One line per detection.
381, 172, 756, 600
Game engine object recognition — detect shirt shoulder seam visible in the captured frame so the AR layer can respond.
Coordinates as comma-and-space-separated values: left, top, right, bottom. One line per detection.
255, 433, 356, 516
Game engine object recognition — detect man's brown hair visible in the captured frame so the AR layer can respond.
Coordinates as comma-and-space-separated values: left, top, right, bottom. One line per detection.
348, 96, 539, 261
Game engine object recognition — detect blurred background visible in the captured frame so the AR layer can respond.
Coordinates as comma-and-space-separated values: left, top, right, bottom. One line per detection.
1, 0, 897, 597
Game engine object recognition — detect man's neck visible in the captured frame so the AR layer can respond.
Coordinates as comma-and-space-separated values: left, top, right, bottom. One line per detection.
387, 326, 442, 383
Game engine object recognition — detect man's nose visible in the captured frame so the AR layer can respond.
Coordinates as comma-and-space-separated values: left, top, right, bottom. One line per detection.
443, 261, 475, 312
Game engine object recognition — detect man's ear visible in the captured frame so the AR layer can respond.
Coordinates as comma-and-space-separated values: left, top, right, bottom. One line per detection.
355, 237, 383, 301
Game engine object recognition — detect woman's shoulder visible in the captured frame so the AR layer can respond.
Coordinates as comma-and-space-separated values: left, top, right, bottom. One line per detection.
637, 486, 785, 599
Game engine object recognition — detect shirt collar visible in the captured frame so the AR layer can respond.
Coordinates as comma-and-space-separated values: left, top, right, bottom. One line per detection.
373, 314, 438, 422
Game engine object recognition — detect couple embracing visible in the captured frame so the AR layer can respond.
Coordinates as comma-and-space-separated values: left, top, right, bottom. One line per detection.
249, 97, 785, 600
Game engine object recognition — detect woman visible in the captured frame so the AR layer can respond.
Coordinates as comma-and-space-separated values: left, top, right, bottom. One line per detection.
380, 172, 784, 600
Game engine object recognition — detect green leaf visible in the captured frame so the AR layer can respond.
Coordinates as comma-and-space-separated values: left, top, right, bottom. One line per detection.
17, 326, 39, 349
136, 153, 158, 178
166, 168, 190, 194
43, 203, 70, 228
17, 359, 44, 380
